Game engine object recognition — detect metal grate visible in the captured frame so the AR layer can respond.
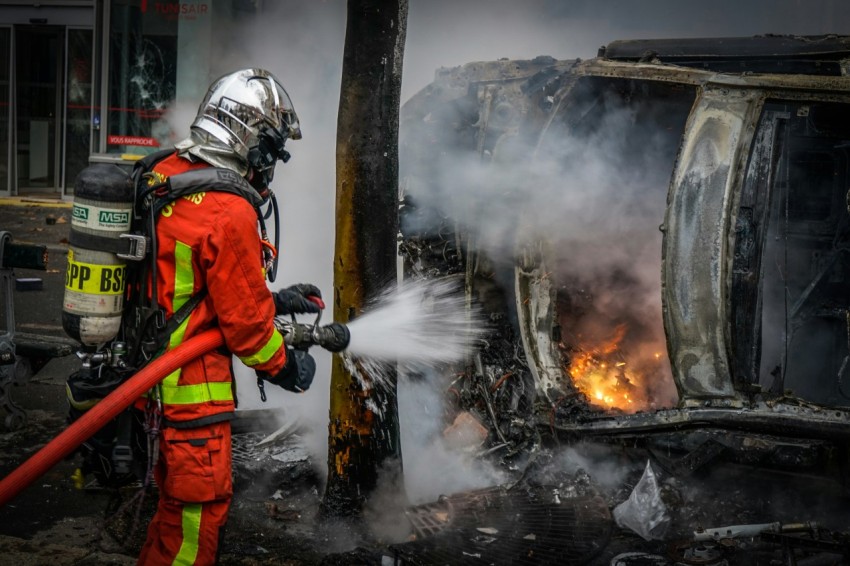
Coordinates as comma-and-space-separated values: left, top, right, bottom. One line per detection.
231, 431, 271, 465
395, 485, 612, 565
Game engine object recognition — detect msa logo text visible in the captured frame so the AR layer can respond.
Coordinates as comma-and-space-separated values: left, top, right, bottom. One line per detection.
72, 205, 88, 220
99, 211, 129, 224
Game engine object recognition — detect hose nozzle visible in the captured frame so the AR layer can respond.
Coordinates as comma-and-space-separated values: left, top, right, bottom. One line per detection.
277, 317, 350, 353
311, 322, 350, 352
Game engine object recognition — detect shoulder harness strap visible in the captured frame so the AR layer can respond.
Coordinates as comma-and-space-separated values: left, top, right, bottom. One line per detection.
165, 168, 265, 209
125, 152, 265, 368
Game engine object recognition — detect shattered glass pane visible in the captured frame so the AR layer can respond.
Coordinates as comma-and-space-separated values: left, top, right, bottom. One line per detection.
106, 0, 177, 153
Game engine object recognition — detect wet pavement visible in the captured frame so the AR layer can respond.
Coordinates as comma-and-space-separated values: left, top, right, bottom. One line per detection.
1, 197, 73, 340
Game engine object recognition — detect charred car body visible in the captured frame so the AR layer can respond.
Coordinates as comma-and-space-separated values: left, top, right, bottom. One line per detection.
397, 35, 850, 563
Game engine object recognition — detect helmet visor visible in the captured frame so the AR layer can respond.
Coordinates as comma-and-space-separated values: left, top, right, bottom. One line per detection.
270, 80, 302, 141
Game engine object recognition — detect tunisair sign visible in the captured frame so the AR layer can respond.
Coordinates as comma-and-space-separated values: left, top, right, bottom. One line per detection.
140, 0, 210, 20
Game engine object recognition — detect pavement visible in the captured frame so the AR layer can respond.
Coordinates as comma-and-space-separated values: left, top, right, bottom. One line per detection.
1, 196, 72, 339
0, 197, 135, 564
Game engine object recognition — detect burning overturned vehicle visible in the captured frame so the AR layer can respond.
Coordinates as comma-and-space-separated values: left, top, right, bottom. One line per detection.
394, 35, 850, 564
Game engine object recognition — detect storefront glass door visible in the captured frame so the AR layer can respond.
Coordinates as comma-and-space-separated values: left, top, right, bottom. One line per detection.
15, 25, 62, 194
12, 24, 92, 196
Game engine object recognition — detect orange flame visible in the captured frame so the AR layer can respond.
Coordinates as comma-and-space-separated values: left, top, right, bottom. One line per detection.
566, 324, 663, 413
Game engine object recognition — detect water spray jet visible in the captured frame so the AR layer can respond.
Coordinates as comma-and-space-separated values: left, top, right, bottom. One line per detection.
343, 278, 487, 366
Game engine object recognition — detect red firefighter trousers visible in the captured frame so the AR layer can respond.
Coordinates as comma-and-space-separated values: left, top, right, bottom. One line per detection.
138, 421, 233, 565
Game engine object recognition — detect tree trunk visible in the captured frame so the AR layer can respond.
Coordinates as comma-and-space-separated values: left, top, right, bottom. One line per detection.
323, 0, 407, 518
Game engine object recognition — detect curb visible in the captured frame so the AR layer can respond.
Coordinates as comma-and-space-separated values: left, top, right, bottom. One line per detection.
3, 239, 69, 255
0, 197, 72, 208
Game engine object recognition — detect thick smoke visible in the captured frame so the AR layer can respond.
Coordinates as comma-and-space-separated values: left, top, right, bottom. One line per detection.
402, 87, 684, 410
201, 2, 347, 470
398, 372, 507, 504
532, 96, 681, 409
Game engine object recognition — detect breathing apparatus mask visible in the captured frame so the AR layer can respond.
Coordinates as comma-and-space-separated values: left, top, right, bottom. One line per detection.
247, 125, 291, 195
247, 122, 292, 282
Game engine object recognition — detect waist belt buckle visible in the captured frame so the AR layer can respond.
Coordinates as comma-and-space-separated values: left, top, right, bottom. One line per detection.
117, 234, 148, 261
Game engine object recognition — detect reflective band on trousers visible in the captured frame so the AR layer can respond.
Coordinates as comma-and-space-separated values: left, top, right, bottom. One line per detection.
238, 328, 284, 367
161, 241, 233, 405
174, 503, 202, 565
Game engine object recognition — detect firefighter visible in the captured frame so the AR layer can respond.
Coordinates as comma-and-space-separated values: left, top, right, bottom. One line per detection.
135, 69, 319, 565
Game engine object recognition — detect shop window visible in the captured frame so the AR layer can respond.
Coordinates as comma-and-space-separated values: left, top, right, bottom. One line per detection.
104, 0, 256, 157
65, 28, 93, 189
106, 0, 178, 155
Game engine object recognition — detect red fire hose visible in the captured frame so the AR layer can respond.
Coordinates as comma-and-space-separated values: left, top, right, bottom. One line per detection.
0, 328, 224, 508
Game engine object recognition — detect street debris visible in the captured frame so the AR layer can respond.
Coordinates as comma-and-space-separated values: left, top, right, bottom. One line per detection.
613, 461, 670, 541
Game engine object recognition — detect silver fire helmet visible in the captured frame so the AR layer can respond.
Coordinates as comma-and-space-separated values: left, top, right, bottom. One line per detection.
179, 68, 301, 176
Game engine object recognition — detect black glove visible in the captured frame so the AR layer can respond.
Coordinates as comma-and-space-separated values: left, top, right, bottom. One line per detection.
259, 348, 316, 393
273, 283, 324, 316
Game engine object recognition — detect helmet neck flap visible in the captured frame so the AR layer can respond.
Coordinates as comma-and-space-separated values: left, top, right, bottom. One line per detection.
175, 129, 250, 177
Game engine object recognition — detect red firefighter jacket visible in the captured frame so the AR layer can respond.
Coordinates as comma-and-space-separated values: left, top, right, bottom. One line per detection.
138, 152, 287, 424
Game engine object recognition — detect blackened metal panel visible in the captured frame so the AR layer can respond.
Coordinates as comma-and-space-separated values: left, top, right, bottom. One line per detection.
663, 87, 761, 403
601, 35, 850, 76
603, 35, 850, 60
731, 112, 787, 389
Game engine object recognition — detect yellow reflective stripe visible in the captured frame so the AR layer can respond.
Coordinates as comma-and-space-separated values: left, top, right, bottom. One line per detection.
162, 242, 195, 395
173, 241, 194, 312
161, 315, 193, 395
158, 241, 233, 406
161, 368, 182, 396
238, 328, 284, 367
173, 503, 201, 565
161, 381, 233, 405
162, 241, 231, 406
